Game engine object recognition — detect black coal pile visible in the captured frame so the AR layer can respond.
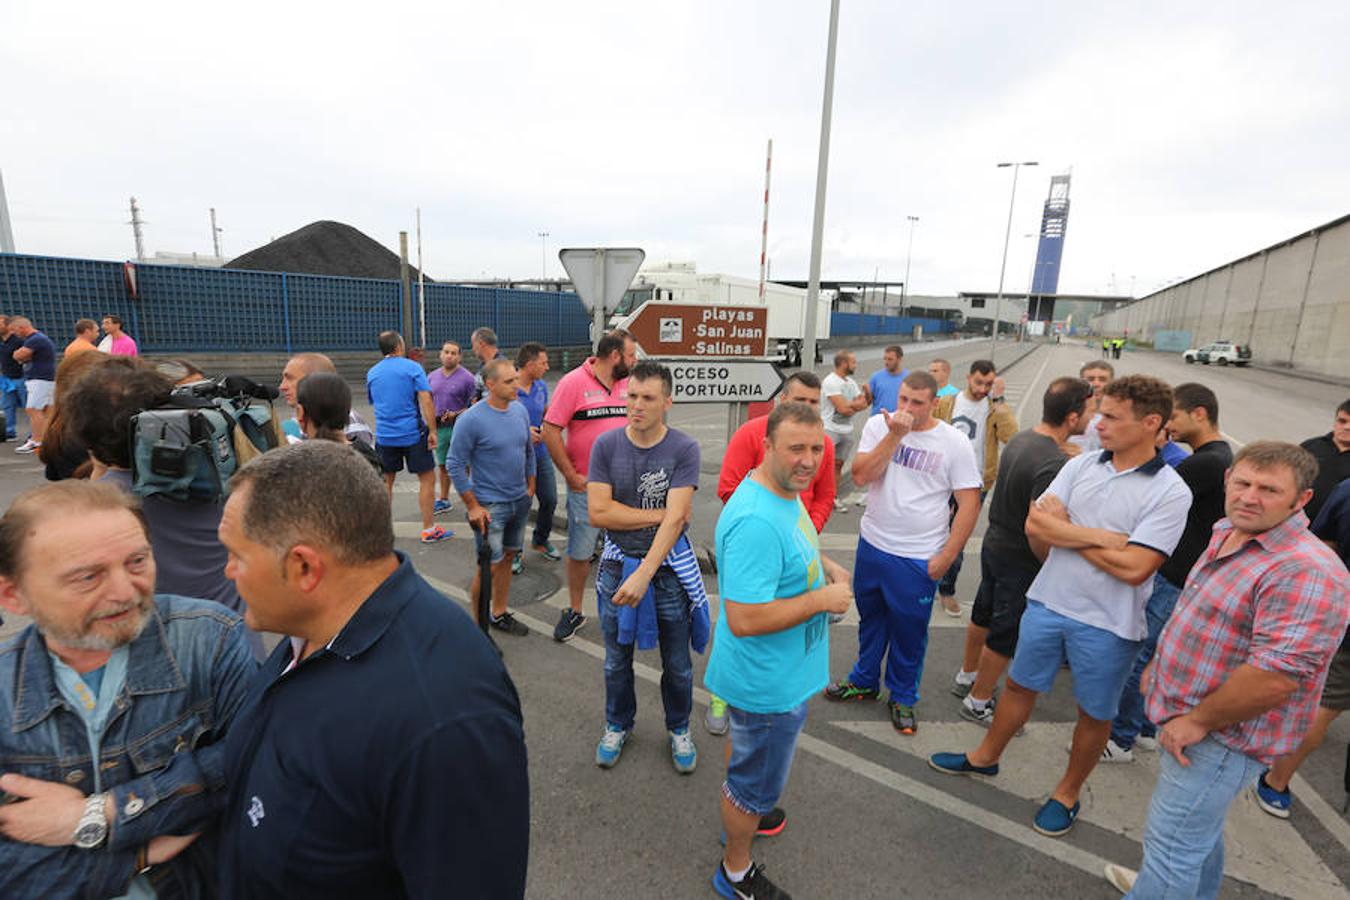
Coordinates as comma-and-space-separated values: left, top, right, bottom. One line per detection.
226, 221, 431, 281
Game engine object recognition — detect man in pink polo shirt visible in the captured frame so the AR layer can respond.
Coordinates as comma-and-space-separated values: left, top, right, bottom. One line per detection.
542, 330, 635, 642
98, 314, 138, 356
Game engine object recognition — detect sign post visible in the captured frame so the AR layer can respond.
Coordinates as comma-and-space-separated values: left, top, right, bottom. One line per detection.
559, 247, 645, 352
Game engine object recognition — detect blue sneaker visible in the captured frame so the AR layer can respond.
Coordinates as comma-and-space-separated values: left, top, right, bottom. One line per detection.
1253, 771, 1292, 819
595, 725, 629, 768
669, 727, 697, 774
534, 542, 562, 561
1033, 798, 1081, 837
433, 498, 453, 516
928, 752, 999, 777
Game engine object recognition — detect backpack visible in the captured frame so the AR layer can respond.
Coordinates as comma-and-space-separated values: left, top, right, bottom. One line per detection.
129, 377, 282, 502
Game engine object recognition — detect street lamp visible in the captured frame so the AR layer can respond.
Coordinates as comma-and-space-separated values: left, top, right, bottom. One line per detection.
537, 231, 550, 280
902, 215, 919, 315
990, 161, 1038, 356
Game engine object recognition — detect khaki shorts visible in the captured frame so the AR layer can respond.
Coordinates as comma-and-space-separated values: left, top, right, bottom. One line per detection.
1319, 632, 1350, 711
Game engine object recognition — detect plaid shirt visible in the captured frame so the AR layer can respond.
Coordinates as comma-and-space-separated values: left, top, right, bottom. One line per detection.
1147, 512, 1350, 763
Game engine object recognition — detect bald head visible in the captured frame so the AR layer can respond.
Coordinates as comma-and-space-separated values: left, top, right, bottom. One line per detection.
280, 353, 338, 407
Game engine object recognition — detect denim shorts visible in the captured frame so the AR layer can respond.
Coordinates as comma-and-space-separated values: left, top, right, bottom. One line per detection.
723, 701, 809, 817
473, 495, 531, 564
565, 490, 601, 561
1008, 600, 1143, 721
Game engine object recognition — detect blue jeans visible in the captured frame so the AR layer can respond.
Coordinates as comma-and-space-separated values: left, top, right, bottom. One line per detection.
1111, 574, 1182, 749
723, 701, 809, 816
0, 377, 25, 439
471, 495, 532, 564
848, 537, 938, 705
597, 563, 693, 732
531, 451, 557, 548
1127, 736, 1264, 900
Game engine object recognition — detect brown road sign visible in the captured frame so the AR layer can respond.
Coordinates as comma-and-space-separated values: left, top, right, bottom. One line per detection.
622, 303, 768, 357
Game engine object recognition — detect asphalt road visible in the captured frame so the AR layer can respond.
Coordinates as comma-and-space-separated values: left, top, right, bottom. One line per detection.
1, 339, 1346, 899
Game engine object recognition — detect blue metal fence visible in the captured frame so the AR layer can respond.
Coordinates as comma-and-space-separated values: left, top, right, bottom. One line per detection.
0, 253, 594, 353
830, 311, 955, 338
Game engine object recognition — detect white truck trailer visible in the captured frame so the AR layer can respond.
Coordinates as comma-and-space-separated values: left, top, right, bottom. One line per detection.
608, 261, 833, 366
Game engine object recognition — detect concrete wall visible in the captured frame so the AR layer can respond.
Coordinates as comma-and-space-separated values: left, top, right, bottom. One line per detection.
1092, 214, 1350, 378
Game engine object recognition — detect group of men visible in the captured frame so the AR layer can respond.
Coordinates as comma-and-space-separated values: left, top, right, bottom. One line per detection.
1, 314, 138, 454
0, 317, 1347, 899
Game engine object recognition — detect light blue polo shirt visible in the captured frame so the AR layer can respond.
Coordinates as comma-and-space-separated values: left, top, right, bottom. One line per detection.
365, 356, 431, 446
1027, 450, 1192, 640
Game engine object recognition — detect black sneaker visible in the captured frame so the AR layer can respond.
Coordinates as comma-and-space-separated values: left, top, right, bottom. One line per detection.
756, 807, 787, 837
712, 861, 792, 900
553, 608, 586, 642
823, 681, 880, 702
890, 701, 917, 735
489, 612, 530, 637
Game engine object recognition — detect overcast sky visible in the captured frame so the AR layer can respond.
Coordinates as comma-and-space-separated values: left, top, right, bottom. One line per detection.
4, 1, 1348, 297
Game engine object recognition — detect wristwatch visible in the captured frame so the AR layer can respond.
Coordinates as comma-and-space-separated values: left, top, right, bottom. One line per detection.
72, 792, 109, 849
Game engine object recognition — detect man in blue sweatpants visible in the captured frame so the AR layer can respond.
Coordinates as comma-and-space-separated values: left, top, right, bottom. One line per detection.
825, 371, 981, 735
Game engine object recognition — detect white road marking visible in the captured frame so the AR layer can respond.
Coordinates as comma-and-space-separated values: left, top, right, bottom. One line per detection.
1014, 346, 1053, 422
839, 720, 1345, 900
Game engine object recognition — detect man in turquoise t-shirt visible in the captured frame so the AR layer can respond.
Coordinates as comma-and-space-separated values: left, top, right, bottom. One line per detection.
867, 344, 909, 414
705, 402, 853, 900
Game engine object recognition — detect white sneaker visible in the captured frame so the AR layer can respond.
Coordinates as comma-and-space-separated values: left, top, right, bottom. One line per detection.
833, 499, 848, 513
15, 439, 38, 454
1100, 738, 1134, 763
1134, 735, 1159, 751
1103, 863, 1137, 894
939, 594, 962, 618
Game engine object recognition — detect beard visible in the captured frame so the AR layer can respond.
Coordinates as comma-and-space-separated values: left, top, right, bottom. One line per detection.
36, 593, 155, 652
613, 361, 631, 380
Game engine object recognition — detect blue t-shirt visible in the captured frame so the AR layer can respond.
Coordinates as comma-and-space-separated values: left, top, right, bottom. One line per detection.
365, 356, 431, 446
1310, 478, 1350, 568
0, 334, 23, 379
22, 332, 57, 381
936, 384, 960, 398
868, 367, 909, 415
588, 426, 700, 557
705, 478, 829, 713
1160, 440, 1190, 468
516, 379, 551, 462
447, 400, 536, 503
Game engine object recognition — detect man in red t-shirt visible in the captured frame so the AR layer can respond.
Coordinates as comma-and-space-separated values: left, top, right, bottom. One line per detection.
706, 371, 837, 735
542, 330, 636, 642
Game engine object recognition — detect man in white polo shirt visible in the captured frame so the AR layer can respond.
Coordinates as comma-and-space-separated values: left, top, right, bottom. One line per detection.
930, 375, 1191, 839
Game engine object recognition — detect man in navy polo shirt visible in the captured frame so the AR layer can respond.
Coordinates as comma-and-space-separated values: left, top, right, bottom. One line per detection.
217, 441, 529, 899
366, 331, 449, 543
8, 317, 55, 454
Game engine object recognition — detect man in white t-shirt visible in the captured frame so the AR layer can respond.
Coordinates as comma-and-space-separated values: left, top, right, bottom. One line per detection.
1068, 360, 1113, 453
821, 350, 870, 512
824, 371, 982, 736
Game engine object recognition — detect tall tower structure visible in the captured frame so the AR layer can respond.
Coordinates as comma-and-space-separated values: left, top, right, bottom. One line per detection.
1031, 172, 1071, 296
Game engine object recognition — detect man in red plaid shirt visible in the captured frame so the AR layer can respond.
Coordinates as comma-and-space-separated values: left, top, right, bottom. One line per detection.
1104, 442, 1350, 898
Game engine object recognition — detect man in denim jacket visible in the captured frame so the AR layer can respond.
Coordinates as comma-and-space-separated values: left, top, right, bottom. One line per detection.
0, 480, 257, 899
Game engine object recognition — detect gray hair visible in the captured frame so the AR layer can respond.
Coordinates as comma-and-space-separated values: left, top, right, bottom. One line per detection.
471, 327, 498, 348
231, 441, 393, 565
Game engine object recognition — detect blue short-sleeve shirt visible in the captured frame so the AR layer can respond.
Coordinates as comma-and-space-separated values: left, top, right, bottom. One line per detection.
366, 357, 431, 446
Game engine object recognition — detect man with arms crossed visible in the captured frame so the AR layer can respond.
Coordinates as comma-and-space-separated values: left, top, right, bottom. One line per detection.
0, 481, 256, 898
706, 402, 852, 900
952, 377, 1092, 724
542, 330, 635, 642
711, 372, 837, 736
366, 331, 449, 544
8, 317, 55, 455
930, 375, 1192, 839
217, 442, 529, 899
825, 371, 981, 735
1103, 382, 1232, 762
587, 361, 706, 771
447, 358, 536, 637
821, 349, 869, 512
1103, 443, 1347, 897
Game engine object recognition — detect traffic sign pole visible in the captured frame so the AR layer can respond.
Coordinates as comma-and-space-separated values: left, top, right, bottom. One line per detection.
592, 248, 606, 352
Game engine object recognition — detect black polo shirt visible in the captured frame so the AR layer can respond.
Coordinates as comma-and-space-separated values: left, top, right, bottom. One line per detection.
219, 553, 529, 899
1301, 433, 1350, 525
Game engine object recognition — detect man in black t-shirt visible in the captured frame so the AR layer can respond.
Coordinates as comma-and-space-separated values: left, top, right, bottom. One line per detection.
0, 315, 27, 442
1104, 383, 1233, 762
1299, 398, 1350, 524
952, 377, 1093, 724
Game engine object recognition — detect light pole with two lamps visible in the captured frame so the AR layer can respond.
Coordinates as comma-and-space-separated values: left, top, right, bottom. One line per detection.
990, 160, 1037, 356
